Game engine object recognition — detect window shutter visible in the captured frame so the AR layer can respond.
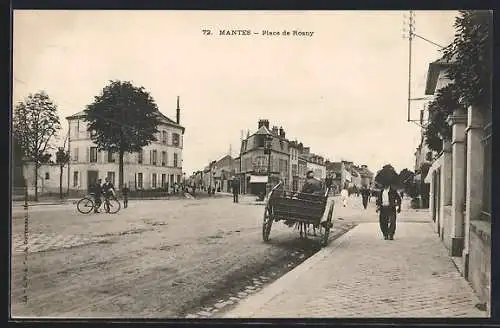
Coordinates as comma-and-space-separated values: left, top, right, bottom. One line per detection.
149, 150, 152, 165
87, 148, 90, 162
150, 173, 153, 189
134, 173, 137, 190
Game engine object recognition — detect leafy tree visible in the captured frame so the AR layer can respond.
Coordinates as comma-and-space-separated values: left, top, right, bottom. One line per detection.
424, 84, 462, 152
55, 147, 70, 199
399, 168, 415, 193
84, 80, 162, 189
375, 164, 400, 187
13, 91, 61, 201
442, 10, 492, 110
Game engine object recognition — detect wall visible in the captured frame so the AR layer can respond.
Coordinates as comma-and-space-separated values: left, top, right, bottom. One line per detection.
23, 162, 68, 195
306, 161, 326, 180
468, 220, 490, 311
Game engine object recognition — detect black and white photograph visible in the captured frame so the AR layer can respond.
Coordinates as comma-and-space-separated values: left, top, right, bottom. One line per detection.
11, 10, 492, 319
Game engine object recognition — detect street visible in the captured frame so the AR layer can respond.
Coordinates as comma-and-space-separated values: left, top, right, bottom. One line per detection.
11, 194, 359, 318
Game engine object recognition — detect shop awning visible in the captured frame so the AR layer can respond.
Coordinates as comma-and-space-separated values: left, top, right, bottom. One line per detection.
250, 175, 268, 183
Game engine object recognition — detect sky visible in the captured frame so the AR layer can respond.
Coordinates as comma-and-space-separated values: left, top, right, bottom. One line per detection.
13, 10, 458, 175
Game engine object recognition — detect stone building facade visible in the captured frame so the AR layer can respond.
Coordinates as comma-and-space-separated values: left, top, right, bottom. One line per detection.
65, 99, 185, 193
424, 58, 491, 313
238, 120, 290, 195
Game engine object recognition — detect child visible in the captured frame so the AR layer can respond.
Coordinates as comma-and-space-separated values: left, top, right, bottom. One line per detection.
122, 183, 130, 208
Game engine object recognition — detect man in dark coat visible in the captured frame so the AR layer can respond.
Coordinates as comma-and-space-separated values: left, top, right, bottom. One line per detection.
231, 177, 240, 203
376, 183, 402, 240
301, 170, 323, 195
360, 185, 370, 209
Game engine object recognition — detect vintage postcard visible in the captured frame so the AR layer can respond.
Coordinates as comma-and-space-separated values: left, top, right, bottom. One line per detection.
11, 10, 491, 319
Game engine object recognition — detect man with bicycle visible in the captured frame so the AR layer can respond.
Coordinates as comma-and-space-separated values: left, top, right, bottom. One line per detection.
101, 177, 116, 212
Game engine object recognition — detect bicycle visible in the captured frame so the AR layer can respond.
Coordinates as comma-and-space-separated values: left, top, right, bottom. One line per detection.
77, 192, 121, 214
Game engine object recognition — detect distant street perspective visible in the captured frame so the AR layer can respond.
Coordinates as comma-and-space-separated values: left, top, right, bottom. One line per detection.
12, 10, 491, 320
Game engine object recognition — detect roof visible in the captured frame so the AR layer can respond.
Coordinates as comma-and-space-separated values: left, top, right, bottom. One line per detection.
254, 126, 271, 135
425, 58, 453, 95
66, 109, 185, 132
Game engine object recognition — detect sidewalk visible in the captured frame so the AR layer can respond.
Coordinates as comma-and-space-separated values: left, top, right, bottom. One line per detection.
223, 222, 488, 318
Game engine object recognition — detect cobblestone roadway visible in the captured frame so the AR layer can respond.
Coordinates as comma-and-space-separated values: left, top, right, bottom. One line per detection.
224, 222, 487, 318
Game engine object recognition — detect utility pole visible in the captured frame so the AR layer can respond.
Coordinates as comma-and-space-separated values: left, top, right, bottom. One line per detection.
403, 10, 415, 122
403, 11, 445, 124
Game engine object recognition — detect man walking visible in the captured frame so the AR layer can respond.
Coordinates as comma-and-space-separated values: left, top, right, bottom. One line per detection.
376, 183, 402, 240
121, 183, 129, 208
361, 185, 370, 209
340, 186, 349, 207
231, 176, 240, 203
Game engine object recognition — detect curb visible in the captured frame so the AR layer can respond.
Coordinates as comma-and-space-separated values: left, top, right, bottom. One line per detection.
222, 224, 359, 318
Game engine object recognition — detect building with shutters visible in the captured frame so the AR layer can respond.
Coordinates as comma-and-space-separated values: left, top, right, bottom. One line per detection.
65, 97, 185, 193
237, 120, 290, 195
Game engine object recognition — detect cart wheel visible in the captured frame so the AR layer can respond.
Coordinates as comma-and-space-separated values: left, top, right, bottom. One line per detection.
262, 206, 273, 242
321, 205, 334, 247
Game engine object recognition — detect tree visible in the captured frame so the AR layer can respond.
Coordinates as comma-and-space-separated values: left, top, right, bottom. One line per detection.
84, 80, 162, 189
55, 147, 70, 199
442, 10, 492, 110
399, 168, 415, 193
13, 91, 61, 201
12, 134, 26, 188
424, 84, 462, 152
374, 164, 400, 187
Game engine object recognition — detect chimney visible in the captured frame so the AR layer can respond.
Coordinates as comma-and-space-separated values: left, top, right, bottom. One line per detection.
176, 96, 180, 124
303, 147, 310, 154
258, 119, 269, 129
279, 126, 285, 138
272, 126, 278, 135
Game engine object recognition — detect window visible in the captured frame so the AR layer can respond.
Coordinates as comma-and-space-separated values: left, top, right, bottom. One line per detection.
170, 174, 175, 186
174, 153, 178, 167
177, 174, 182, 183
172, 133, 180, 146
152, 173, 157, 188
73, 171, 79, 187
152, 150, 157, 165
107, 151, 115, 163
137, 173, 143, 189
256, 135, 265, 147
45, 172, 50, 180
90, 147, 98, 163
138, 150, 143, 164
162, 151, 167, 166
107, 172, 115, 185
161, 174, 166, 188
72, 147, 79, 162
162, 131, 167, 144
73, 122, 79, 139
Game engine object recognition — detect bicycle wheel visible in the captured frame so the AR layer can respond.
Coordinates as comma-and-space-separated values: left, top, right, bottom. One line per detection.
106, 198, 121, 214
77, 197, 95, 214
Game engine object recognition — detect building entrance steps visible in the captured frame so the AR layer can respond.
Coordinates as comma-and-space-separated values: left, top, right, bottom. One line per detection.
223, 222, 488, 318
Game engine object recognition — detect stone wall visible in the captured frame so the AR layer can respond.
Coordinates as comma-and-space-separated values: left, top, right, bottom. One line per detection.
467, 220, 491, 312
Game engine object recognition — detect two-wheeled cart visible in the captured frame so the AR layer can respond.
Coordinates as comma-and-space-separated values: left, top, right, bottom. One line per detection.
262, 182, 334, 247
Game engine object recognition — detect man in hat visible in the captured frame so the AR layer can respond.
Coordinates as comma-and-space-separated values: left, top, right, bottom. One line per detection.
376, 182, 402, 240
231, 176, 240, 203
301, 170, 323, 195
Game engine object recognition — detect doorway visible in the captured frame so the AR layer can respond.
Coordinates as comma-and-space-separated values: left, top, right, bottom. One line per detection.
87, 170, 99, 192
